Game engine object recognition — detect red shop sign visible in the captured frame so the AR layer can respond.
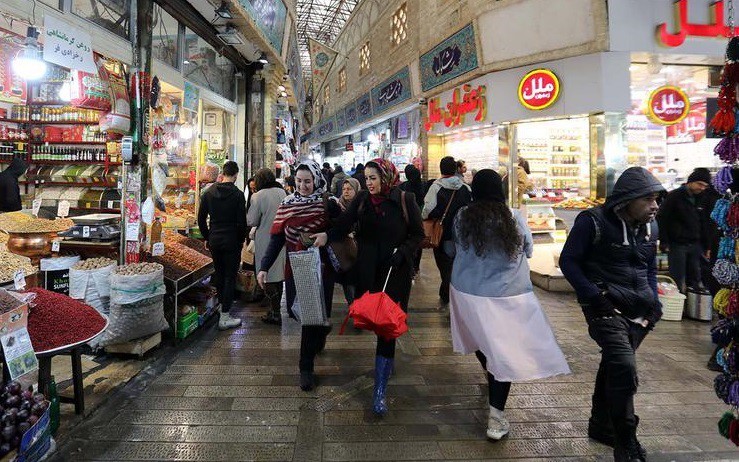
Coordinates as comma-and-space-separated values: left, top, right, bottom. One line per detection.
518, 69, 560, 110
424, 84, 487, 132
657, 0, 739, 47
646, 86, 690, 126
666, 101, 706, 144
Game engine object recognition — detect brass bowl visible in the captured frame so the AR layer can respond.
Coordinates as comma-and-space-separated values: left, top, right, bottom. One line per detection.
6, 231, 56, 264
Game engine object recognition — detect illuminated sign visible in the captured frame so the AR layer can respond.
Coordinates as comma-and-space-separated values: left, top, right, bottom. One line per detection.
424, 84, 487, 132
518, 69, 560, 110
646, 86, 690, 125
657, 0, 739, 47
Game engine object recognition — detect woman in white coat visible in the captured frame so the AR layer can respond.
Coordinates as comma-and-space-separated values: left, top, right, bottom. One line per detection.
247, 168, 287, 325
449, 169, 570, 441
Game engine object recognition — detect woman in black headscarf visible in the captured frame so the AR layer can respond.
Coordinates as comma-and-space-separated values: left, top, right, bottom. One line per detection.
0, 158, 27, 212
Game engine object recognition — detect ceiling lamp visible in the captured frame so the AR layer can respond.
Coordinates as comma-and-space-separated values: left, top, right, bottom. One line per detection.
258, 52, 268, 64
278, 85, 286, 92
12, 27, 46, 81
215, 2, 233, 19
217, 25, 246, 45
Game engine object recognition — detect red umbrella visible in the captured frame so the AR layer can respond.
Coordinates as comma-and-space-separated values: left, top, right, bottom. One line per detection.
339, 267, 408, 340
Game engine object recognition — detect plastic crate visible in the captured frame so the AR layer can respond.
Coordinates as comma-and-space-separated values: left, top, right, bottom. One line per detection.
176, 310, 199, 339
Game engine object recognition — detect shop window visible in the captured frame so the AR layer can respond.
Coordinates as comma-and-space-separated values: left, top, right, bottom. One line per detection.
152, 5, 180, 69
184, 29, 236, 101
360, 42, 370, 75
338, 68, 346, 93
72, 0, 131, 40
392, 3, 408, 46
39, 0, 62, 9
324, 85, 330, 106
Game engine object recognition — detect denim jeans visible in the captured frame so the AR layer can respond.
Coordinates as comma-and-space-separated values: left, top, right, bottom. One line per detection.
587, 314, 649, 444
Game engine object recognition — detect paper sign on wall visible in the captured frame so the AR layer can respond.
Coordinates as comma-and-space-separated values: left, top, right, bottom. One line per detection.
43, 16, 97, 74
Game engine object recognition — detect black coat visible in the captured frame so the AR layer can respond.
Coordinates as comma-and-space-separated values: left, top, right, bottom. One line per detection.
329, 188, 424, 309
0, 158, 26, 212
656, 185, 703, 248
197, 182, 247, 250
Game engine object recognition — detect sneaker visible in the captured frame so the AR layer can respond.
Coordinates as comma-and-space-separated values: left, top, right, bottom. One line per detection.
613, 442, 645, 462
486, 406, 509, 441
218, 312, 242, 330
299, 372, 315, 391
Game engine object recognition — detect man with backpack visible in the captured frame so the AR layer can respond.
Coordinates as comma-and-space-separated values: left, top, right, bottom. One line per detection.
559, 167, 664, 462
422, 156, 472, 304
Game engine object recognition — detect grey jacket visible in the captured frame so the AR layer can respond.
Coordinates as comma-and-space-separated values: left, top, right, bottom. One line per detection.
247, 186, 287, 283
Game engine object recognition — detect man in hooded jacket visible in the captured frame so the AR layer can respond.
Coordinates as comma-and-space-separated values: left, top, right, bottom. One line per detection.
423, 156, 472, 304
560, 167, 665, 462
0, 158, 27, 212
198, 161, 247, 330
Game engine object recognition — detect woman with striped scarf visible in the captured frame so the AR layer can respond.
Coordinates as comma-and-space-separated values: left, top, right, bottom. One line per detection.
258, 160, 342, 391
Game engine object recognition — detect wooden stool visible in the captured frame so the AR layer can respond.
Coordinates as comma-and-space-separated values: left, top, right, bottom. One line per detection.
37, 347, 84, 415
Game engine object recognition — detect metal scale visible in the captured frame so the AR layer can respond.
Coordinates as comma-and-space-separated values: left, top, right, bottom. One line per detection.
58, 214, 121, 241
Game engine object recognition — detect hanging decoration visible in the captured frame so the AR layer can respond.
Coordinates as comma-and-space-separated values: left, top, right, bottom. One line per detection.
710, 0, 739, 444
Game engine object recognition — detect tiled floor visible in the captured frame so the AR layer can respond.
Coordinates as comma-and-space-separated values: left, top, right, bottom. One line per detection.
51, 254, 738, 461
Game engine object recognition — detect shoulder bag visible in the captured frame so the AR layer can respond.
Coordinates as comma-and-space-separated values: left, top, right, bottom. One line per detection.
323, 193, 358, 273
422, 189, 456, 248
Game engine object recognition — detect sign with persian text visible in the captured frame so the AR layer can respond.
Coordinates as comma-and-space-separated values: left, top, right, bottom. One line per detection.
425, 84, 487, 132
371, 67, 412, 114
43, 16, 96, 73
657, 0, 739, 47
356, 93, 372, 123
420, 23, 478, 92
518, 69, 560, 110
646, 86, 690, 125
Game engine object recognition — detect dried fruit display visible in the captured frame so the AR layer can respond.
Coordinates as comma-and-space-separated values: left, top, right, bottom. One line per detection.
0, 215, 74, 234
0, 380, 49, 457
25, 288, 106, 352
152, 241, 211, 280
72, 257, 116, 271
163, 232, 210, 257
0, 252, 36, 283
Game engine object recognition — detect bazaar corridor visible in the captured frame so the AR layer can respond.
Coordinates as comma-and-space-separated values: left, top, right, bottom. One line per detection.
49, 255, 734, 461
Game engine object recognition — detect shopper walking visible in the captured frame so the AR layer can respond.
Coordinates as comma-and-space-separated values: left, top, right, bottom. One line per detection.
258, 160, 341, 391
352, 163, 367, 190
400, 164, 425, 275
198, 161, 247, 330
656, 167, 711, 292
322, 162, 334, 188
336, 177, 361, 305
331, 165, 349, 196
560, 167, 664, 462
0, 158, 27, 212
248, 168, 288, 325
449, 169, 569, 440
422, 156, 472, 304
314, 158, 424, 416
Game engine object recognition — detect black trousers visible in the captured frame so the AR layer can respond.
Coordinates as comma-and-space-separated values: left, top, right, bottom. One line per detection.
667, 242, 702, 292
588, 315, 648, 443
286, 270, 336, 373
475, 351, 511, 411
210, 246, 241, 313
433, 245, 453, 302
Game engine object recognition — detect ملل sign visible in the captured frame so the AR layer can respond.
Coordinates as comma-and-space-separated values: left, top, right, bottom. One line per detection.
518, 69, 560, 110
646, 86, 690, 126
657, 0, 739, 47
424, 84, 487, 132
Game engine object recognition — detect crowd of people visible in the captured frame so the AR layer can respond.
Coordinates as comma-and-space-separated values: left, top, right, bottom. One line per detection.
195, 158, 722, 462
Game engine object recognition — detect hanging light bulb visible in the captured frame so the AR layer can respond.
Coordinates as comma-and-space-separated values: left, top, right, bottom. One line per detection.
58, 79, 72, 102
12, 27, 46, 81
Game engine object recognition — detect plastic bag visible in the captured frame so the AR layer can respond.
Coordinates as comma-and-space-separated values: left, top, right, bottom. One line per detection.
90, 295, 168, 347
68, 263, 116, 315
109, 264, 166, 305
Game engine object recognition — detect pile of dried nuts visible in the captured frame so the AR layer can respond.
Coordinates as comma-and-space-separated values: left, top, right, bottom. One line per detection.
114, 262, 162, 276
163, 232, 210, 256
152, 240, 211, 280
72, 257, 116, 271
0, 252, 36, 283
0, 216, 74, 234
0, 212, 32, 232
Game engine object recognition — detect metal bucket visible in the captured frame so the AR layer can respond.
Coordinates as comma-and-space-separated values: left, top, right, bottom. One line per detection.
685, 288, 713, 321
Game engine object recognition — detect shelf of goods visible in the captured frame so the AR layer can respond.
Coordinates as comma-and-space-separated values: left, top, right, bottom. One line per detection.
149, 233, 216, 340
518, 130, 587, 192
525, 202, 557, 234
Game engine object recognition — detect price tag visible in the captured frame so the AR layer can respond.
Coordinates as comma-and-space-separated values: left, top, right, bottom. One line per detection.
107, 201, 114, 209
13, 270, 25, 290
57, 200, 70, 218
51, 240, 60, 252
82, 226, 90, 238
31, 199, 42, 217
125, 222, 139, 241
152, 242, 165, 256
175, 192, 183, 209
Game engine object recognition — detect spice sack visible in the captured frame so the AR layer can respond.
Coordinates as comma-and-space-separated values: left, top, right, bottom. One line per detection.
69, 260, 116, 315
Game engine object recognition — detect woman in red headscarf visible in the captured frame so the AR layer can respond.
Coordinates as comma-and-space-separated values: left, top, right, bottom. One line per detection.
313, 158, 424, 416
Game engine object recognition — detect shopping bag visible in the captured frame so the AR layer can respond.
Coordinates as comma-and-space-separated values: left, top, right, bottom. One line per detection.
288, 247, 328, 326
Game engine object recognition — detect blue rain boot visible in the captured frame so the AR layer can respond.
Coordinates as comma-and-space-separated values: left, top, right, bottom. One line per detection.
372, 355, 393, 416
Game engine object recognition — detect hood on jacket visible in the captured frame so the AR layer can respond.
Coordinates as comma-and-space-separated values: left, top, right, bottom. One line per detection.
435, 175, 467, 191
605, 167, 665, 210
211, 181, 241, 199
5, 158, 27, 178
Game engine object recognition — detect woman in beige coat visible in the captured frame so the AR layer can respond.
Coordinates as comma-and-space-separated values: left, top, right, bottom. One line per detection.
247, 168, 287, 324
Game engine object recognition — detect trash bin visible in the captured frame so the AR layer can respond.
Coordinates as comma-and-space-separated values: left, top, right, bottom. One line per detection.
685, 287, 713, 321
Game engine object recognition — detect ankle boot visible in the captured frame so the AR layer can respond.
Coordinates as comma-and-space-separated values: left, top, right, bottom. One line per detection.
372, 356, 393, 415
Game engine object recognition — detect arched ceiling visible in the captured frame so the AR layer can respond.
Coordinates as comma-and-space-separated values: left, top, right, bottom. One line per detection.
296, 0, 361, 81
